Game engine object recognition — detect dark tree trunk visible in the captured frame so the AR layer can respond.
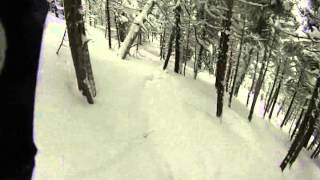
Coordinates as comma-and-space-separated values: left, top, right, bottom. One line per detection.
248, 33, 276, 121
246, 51, 259, 106
281, 74, 302, 127
174, 3, 182, 73
280, 76, 320, 171
311, 143, 320, 158
290, 100, 308, 140
263, 63, 280, 118
228, 19, 246, 107
160, 28, 166, 60
215, 0, 233, 117
163, 27, 175, 70
234, 48, 254, 96
105, 0, 112, 49
248, 47, 268, 121
268, 71, 284, 120
65, 0, 96, 104
184, 6, 192, 76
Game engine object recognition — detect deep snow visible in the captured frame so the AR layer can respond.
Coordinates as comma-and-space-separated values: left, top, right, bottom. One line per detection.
33, 14, 320, 180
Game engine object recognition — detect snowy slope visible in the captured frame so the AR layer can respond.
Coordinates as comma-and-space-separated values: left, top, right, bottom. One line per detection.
33, 14, 320, 180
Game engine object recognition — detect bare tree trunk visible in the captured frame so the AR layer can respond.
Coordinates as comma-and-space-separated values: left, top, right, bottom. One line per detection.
64, 0, 96, 104
174, 2, 182, 73
105, 0, 112, 49
281, 73, 302, 128
263, 63, 280, 118
228, 19, 246, 107
234, 48, 254, 96
248, 46, 268, 121
118, 0, 155, 59
113, 12, 121, 48
183, 0, 192, 76
290, 99, 308, 140
163, 27, 175, 70
225, 42, 234, 93
246, 50, 259, 106
215, 0, 233, 117
268, 68, 284, 120
248, 32, 276, 121
160, 27, 166, 60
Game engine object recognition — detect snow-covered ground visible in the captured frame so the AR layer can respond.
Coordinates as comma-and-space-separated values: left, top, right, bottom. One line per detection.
33, 14, 320, 180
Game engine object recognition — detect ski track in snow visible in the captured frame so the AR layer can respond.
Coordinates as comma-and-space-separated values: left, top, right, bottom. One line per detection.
33, 14, 320, 180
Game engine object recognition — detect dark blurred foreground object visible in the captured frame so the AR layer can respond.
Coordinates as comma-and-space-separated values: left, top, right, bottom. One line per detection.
0, 0, 48, 179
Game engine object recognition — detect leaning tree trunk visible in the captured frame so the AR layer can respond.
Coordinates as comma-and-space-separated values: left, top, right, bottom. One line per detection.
105, 0, 112, 49
174, 1, 182, 73
118, 0, 155, 59
234, 47, 254, 96
280, 75, 320, 171
246, 50, 259, 106
311, 142, 320, 158
290, 99, 308, 140
228, 19, 246, 107
281, 73, 302, 128
163, 27, 175, 70
248, 46, 268, 121
268, 67, 285, 120
263, 63, 280, 118
248, 32, 276, 121
215, 0, 233, 117
64, 0, 96, 104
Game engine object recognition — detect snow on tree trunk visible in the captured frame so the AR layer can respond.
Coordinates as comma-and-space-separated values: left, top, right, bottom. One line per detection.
193, 3, 205, 79
225, 42, 234, 93
215, 0, 233, 117
118, 0, 155, 59
64, 0, 96, 104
